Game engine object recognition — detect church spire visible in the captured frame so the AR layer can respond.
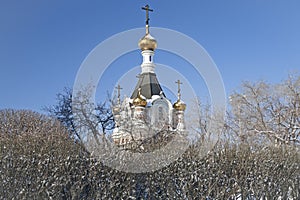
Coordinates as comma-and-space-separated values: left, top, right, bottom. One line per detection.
132, 5, 164, 99
138, 5, 157, 51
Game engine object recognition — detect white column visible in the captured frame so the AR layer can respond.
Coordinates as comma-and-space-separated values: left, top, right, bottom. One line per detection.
141, 50, 155, 74
176, 110, 186, 131
133, 106, 148, 141
134, 106, 145, 120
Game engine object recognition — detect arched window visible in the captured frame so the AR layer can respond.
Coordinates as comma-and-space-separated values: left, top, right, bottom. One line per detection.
158, 106, 163, 121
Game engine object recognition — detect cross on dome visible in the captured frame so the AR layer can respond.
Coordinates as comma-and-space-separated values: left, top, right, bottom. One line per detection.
142, 5, 153, 34
142, 5, 153, 25
115, 84, 123, 105
175, 80, 183, 100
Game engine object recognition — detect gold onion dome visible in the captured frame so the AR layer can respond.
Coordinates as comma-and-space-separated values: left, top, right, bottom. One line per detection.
173, 99, 186, 111
138, 33, 157, 51
133, 88, 147, 107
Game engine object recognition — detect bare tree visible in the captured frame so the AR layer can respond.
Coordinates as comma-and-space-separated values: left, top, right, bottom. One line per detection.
228, 75, 300, 145
45, 87, 114, 141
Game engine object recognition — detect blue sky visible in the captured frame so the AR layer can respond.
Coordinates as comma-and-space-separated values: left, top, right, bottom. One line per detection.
0, 0, 299, 112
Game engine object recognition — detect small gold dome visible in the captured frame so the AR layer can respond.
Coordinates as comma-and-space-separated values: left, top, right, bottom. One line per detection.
133, 96, 147, 107
138, 33, 157, 51
173, 99, 186, 111
133, 89, 147, 107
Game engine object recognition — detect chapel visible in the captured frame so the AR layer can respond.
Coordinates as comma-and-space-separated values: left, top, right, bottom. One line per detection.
111, 5, 186, 146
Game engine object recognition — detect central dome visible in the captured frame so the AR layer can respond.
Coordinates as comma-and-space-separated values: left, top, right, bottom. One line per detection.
138, 33, 157, 51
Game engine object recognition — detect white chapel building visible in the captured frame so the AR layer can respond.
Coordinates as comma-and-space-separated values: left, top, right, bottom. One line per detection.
111, 5, 186, 146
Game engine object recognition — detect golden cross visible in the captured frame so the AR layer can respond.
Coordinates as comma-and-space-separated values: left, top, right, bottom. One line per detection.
175, 80, 182, 100
142, 5, 153, 25
115, 84, 122, 104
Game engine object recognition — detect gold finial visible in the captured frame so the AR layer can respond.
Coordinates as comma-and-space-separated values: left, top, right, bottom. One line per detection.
115, 84, 122, 105
173, 80, 186, 111
142, 5, 153, 34
175, 80, 182, 100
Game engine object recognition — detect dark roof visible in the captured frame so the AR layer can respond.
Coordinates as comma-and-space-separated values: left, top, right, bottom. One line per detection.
131, 72, 165, 99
